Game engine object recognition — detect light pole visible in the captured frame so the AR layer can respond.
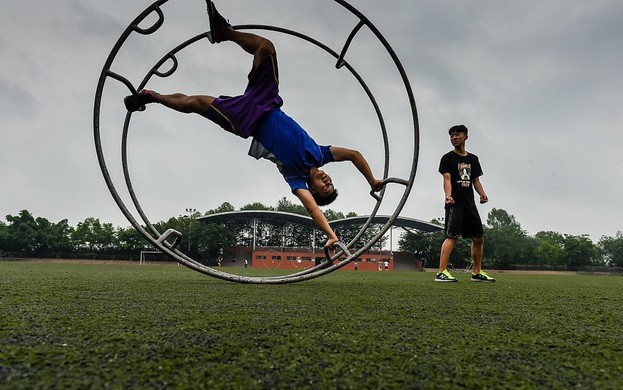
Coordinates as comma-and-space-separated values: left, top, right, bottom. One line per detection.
185, 208, 196, 252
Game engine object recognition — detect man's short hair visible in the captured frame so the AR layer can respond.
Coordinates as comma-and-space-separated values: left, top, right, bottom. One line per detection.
448, 124, 468, 135
312, 188, 339, 206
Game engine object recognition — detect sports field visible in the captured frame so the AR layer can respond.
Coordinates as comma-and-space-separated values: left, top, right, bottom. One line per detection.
1, 261, 622, 389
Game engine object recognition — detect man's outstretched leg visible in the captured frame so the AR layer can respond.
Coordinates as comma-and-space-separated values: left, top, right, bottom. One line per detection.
208, 1, 275, 67
124, 90, 216, 114
123, 90, 215, 114
124, 2, 277, 116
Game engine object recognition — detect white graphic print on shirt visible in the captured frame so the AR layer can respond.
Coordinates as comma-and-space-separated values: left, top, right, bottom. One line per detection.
458, 162, 471, 187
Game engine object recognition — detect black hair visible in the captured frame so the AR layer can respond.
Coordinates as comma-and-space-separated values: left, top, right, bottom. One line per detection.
312, 188, 339, 206
448, 124, 468, 135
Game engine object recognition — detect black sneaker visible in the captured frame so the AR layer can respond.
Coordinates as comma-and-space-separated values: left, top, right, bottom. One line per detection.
471, 270, 496, 282
206, 1, 231, 44
434, 269, 458, 282
124, 89, 158, 112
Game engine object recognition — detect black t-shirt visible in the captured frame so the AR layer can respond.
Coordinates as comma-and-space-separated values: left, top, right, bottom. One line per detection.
438, 151, 483, 208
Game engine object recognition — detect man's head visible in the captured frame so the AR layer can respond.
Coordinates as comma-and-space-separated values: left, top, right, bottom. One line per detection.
448, 124, 468, 136
448, 124, 468, 148
308, 168, 338, 206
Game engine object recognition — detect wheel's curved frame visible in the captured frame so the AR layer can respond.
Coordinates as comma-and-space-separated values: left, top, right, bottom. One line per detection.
93, 0, 419, 284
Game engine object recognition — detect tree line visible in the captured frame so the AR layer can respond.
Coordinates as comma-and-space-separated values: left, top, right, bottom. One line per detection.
0, 197, 383, 264
1, 201, 621, 270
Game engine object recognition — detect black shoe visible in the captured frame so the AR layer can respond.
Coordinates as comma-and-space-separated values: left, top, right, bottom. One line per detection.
434, 269, 458, 282
124, 89, 157, 112
471, 270, 496, 282
206, 1, 231, 44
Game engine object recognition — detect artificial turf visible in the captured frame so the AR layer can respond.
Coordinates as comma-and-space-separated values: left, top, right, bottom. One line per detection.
1, 261, 622, 389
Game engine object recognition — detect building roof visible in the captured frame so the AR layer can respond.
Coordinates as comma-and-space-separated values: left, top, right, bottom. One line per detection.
198, 210, 442, 233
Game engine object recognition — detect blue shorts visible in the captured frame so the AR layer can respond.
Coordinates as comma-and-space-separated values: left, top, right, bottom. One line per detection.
201, 52, 283, 138
444, 207, 484, 239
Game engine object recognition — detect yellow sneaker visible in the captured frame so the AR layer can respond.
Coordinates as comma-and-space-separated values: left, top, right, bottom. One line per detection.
435, 269, 458, 282
471, 270, 496, 282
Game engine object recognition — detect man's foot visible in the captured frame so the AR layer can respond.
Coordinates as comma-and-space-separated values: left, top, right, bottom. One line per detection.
206, 1, 231, 44
435, 269, 458, 282
124, 89, 158, 112
471, 270, 496, 282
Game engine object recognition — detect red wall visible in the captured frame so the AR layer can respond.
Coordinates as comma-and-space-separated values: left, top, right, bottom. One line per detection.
251, 249, 394, 271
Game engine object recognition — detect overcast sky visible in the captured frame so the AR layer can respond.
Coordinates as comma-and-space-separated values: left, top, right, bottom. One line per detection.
1, 0, 621, 244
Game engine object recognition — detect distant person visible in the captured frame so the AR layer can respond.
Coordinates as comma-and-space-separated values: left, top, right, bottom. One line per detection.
123, 1, 384, 250
435, 125, 495, 282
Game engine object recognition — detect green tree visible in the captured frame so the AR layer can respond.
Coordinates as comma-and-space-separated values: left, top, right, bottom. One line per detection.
240, 202, 272, 211
599, 232, 623, 267
561, 234, 599, 269
273, 198, 314, 246
2, 211, 74, 257
484, 208, 532, 268
534, 240, 563, 267
534, 231, 564, 244
487, 208, 520, 229
398, 228, 443, 267
156, 211, 236, 263
155, 216, 196, 254
44, 219, 75, 256
323, 209, 346, 222
72, 217, 117, 252
0, 221, 8, 253
194, 221, 236, 263
4, 210, 40, 255
207, 202, 236, 214
276, 197, 307, 216
225, 202, 272, 247
117, 226, 151, 254
534, 231, 564, 268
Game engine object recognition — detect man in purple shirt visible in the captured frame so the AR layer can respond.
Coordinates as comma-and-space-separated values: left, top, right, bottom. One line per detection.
124, 1, 383, 248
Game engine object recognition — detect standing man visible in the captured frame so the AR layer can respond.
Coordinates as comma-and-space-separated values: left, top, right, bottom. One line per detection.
435, 125, 495, 282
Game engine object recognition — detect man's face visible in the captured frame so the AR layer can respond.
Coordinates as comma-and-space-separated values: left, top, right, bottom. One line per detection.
449, 131, 467, 147
309, 169, 334, 197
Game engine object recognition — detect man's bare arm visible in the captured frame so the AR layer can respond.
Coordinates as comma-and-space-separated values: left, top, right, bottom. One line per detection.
330, 146, 384, 191
442, 172, 455, 204
473, 177, 489, 204
294, 188, 338, 248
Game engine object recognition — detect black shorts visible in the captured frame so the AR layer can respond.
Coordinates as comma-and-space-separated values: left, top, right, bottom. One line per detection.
444, 207, 484, 239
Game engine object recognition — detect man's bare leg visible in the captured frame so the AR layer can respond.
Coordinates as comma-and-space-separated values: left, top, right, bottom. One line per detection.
151, 29, 274, 113
124, 27, 276, 113
471, 236, 484, 274
153, 93, 216, 114
438, 237, 457, 272
226, 29, 276, 68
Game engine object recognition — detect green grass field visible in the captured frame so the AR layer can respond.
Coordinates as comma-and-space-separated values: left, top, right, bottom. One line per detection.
1, 261, 622, 389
